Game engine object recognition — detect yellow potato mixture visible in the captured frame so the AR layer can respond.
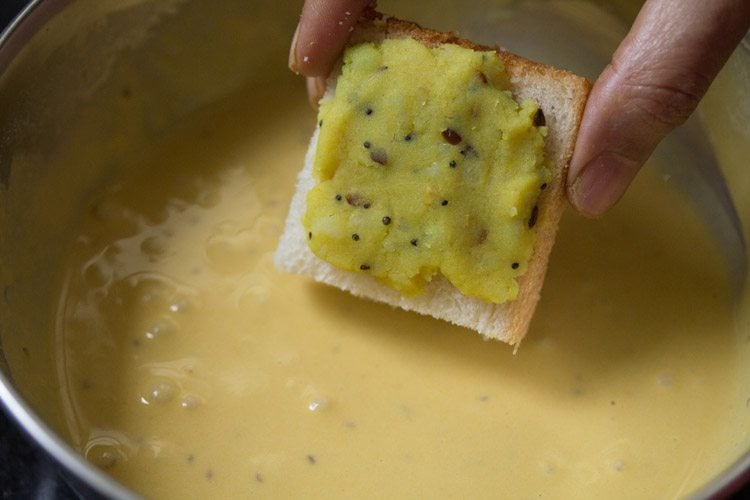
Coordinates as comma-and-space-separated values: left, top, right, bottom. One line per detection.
304, 39, 548, 302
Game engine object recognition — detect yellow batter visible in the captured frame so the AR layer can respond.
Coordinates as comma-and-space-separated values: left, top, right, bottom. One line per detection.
52, 83, 748, 499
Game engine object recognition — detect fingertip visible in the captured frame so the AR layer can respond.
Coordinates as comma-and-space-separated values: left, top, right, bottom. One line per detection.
568, 153, 639, 218
566, 0, 750, 217
293, 0, 378, 77
289, 22, 302, 74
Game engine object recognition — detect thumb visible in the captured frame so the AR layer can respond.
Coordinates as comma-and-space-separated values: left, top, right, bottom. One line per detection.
567, 0, 750, 217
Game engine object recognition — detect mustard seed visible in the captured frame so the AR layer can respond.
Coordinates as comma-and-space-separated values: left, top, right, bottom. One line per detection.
534, 108, 546, 127
528, 205, 539, 229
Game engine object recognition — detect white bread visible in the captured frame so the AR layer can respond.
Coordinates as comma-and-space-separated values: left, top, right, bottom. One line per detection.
274, 11, 591, 347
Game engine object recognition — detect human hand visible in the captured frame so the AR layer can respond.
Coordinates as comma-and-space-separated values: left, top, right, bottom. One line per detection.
567, 0, 750, 216
289, 0, 750, 217
288, 0, 375, 105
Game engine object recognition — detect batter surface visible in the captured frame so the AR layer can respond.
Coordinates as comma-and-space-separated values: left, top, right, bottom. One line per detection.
53, 83, 749, 498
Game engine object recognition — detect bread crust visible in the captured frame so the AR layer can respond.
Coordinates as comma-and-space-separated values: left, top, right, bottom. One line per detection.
275, 11, 591, 347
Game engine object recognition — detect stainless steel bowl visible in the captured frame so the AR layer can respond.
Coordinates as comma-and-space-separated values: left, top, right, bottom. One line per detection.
1, 1, 748, 497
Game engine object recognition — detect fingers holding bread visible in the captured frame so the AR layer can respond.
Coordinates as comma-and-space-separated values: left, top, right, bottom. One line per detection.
277, 11, 591, 347
290, 0, 376, 77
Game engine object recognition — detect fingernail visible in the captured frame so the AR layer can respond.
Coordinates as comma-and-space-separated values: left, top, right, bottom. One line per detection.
570, 153, 636, 217
307, 76, 326, 109
289, 22, 301, 73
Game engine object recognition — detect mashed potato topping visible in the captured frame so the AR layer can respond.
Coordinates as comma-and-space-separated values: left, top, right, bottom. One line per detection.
304, 39, 548, 303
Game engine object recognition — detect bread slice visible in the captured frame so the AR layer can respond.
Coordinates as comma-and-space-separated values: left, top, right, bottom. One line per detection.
274, 11, 590, 347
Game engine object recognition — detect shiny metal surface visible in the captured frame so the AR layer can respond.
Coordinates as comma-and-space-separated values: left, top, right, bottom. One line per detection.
0, 2, 147, 497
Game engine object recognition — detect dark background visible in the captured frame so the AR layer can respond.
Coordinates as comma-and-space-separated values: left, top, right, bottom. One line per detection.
0, 0, 29, 32
1, 3, 81, 499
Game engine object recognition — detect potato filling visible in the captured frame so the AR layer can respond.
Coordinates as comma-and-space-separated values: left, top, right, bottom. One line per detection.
304, 38, 548, 303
